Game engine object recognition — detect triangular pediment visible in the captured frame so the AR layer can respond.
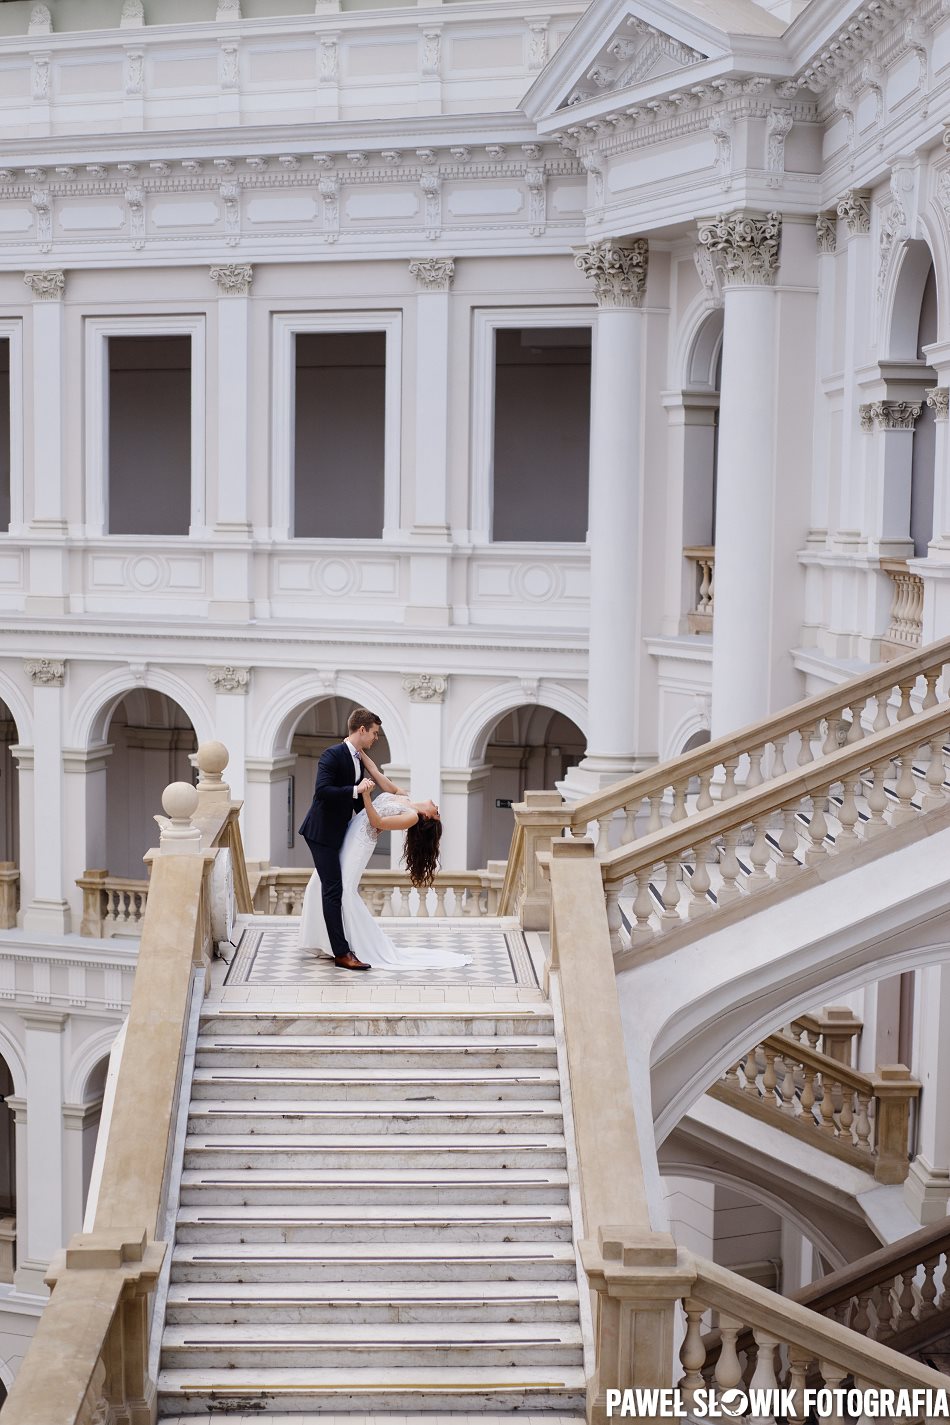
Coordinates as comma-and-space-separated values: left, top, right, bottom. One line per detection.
522, 0, 786, 123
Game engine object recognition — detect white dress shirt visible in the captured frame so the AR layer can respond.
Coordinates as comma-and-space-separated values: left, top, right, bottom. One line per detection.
344, 738, 362, 797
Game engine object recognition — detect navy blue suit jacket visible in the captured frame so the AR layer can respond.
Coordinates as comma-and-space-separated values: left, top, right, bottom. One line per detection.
298, 742, 362, 850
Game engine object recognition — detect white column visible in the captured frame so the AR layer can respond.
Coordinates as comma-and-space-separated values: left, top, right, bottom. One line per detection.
921, 379, 950, 640
905, 965, 950, 1224
23, 270, 68, 615
244, 754, 296, 869
22, 659, 69, 933
7, 1096, 30, 1295
10, 745, 34, 926
402, 676, 445, 807
209, 264, 254, 618
406, 258, 453, 625
18, 1010, 65, 1292
207, 666, 249, 812
562, 240, 649, 794
699, 214, 783, 735
62, 744, 112, 928
61, 1100, 101, 1241
833, 192, 872, 550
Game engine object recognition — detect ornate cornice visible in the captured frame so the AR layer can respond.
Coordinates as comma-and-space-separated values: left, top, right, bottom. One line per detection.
24, 657, 64, 686
861, 400, 922, 431
209, 262, 253, 295
574, 239, 648, 308
208, 665, 250, 693
408, 257, 454, 292
696, 212, 781, 288
403, 673, 447, 703
836, 189, 871, 236
815, 211, 837, 255
926, 387, 949, 422
23, 268, 64, 300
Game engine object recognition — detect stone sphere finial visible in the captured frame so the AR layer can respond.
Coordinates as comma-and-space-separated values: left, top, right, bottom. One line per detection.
197, 740, 229, 777
162, 781, 199, 821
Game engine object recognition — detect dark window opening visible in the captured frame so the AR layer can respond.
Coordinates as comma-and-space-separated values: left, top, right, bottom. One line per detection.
108, 335, 191, 536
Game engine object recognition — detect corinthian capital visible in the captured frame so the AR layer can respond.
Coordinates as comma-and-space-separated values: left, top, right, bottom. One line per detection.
23, 269, 65, 301
927, 387, 949, 422
403, 673, 447, 703
696, 212, 782, 287
210, 263, 253, 296
24, 658, 64, 686
864, 399, 922, 430
836, 189, 871, 235
408, 257, 454, 292
574, 239, 649, 308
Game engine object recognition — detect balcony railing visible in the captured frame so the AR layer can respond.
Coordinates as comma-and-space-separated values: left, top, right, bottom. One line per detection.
684, 545, 715, 634
0, 863, 18, 930
881, 559, 924, 659
252, 864, 507, 919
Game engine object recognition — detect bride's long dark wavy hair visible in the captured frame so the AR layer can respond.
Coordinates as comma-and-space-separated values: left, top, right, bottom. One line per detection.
403, 813, 442, 888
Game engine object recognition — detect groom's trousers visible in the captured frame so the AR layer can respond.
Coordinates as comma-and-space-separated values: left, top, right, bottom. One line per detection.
303, 837, 351, 959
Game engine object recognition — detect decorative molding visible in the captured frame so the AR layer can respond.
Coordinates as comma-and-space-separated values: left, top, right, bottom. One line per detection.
563, 14, 707, 108
31, 56, 49, 102
28, 4, 52, 36
208, 665, 250, 694
120, 0, 144, 26
319, 37, 339, 82
816, 211, 838, 255
863, 400, 923, 430
525, 166, 547, 236
421, 29, 442, 77
708, 112, 735, 191
574, 239, 649, 308
420, 169, 442, 239
403, 674, 447, 704
125, 48, 144, 95
23, 269, 65, 301
408, 257, 454, 291
219, 42, 239, 90
765, 109, 793, 188
126, 184, 145, 250
696, 212, 782, 288
836, 189, 871, 236
210, 263, 253, 295
220, 182, 241, 244
528, 21, 548, 71
32, 188, 52, 251
216, 0, 241, 17
24, 658, 64, 687
926, 387, 949, 422
878, 195, 906, 297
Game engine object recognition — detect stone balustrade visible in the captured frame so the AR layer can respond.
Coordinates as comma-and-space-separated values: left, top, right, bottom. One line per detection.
788, 1005, 863, 1065
684, 544, 715, 634
881, 560, 924, 659
711, 1031, 919, 1183
77, 870, 149, 938
500, 634, 950, 926
252, 864, 506, 919
599, 697, 950, 964
0, 1216, 16, 1285
0, 862, 18, 930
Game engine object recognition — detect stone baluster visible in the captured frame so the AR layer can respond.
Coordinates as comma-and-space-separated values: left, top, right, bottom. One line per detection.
605, 884, 623, 952
748, 819, 772, 891
855, 1090, 872, 1151
805, 794, 829, 864
891, 749, 918, 824
743, 1048, 760, 1095
779, 1055, 796, 1112
629, 872, 655, 946
892, 1268, 916, 1332
433, 885, 448, 916
678, 1299, 707, 1409
835, 778, 861, 849
864, 760, 889, 836
659, 859, 680, 927
775, 806, 800, 879
621, 801, 638, 843
748, 1328, 779, 1425
818, 1361, 848, 1425
818, 1073, 838, 1134
646, 791, 664, 833
688, 845, 712, 919
771, 735, 789, 778
786, 1347, 812, 1425
721, 758, 739, 799
718, 831, 742, 905
696, 772, 713, 812
713, 1314, 744, 1394
670, 781, 688, 822
919, 1255, 940, 1316
873, 693, 891, 733
746, 746, 765, 788
922, 732, 948, 812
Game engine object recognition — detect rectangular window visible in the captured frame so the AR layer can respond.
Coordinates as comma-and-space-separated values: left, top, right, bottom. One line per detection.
108, 334, 192, 536
294, 330, 385, 539
0, 339, 9, 531
491, 326, 591, 542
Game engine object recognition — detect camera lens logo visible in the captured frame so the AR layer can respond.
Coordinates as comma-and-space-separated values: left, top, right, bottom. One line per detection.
718, 1388, 749, 1417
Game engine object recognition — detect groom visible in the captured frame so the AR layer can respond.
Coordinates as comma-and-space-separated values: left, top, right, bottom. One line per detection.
298, 707, 406, 971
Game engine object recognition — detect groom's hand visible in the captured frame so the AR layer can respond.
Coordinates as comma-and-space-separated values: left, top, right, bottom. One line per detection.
356, 777, 374, 795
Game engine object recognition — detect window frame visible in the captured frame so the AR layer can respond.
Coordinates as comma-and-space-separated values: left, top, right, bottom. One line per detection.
271, 310, 402, 542
470, 306, 593, 544
84, 313, 206, 538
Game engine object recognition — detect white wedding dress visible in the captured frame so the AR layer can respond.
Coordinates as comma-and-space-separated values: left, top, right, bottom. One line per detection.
297, 794, 472, 970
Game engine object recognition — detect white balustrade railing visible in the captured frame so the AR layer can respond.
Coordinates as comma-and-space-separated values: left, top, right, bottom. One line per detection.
881, 560, 924, 659
600, 698, 950, 963
684, 544, 715, 634
0, 863, 18, 930
253, 865, 506, 919
78, 871, 149, 939
711, 1031, 919, 1183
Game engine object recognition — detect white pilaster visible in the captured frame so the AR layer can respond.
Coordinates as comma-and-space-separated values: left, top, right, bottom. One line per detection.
441, 764, 490, 869
18, 1010, 66, 1291
562, 239, 649, 793
7, 1097, 31, 1296
210, 264, 254, 618
407, 258, 453, 625
22, 660, 69, 933
62, 1100, 101, 1241
403, 675, 446, 808
62, 743, 112, 928
23, 270, 68, 614
207, 666, 249, 811
700, 213, 783, 735
244, 754, 296, 867
920, 366, 950, 640
905, 965, 950, 1224
833, 191, 872, 551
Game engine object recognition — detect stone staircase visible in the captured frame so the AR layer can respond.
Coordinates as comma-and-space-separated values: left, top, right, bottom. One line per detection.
157, 1003, 587, 1420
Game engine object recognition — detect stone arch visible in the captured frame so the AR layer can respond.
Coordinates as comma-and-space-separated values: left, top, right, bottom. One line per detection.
674, 292, 724, 393
0, 1023, 27, 1102
880, 234, 938, 362
0, 673, 31, 751
663, 707, 711, 762
65, 1025, 120, 1104
255, 675, 409, 767
446, 681, 588, 770
68, 666, 213, 752
0, 1355, 14, 1396
104, 687, 200, 878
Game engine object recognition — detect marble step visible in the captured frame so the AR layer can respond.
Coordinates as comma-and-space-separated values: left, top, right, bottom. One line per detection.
190, 1066, 561, 1101
183, 1132, 567, 1172
195, 1033, 558, 1071
198, 1008, 554, 1039
164, 1279, 581, 1326
178, 1166, 570, 1207
156, 1364, 587, 1415
174, 1203, 573, 1245
187, 1099, 563, 1136
170, 1240, 578, 1283
160, 1321, 584, 1370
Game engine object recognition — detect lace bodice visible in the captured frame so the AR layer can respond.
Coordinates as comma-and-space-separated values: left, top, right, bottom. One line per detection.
347, 794, 411, 857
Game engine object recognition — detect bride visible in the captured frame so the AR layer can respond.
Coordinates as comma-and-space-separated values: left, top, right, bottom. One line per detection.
297, 786, 472, 970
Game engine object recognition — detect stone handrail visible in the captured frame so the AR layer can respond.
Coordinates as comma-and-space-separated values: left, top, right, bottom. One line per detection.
600, 697, 950, 964
0, 861, 19, 930
2, 750, 235, 1425
710, 1030, 919, 1183
253, 864, 506, 918
500, 635, 950, 926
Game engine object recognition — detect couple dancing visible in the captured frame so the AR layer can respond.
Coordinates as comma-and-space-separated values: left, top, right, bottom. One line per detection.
297, 706, 470, 972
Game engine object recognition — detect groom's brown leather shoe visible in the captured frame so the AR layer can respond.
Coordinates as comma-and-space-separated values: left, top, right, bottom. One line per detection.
334, 952, 371, 971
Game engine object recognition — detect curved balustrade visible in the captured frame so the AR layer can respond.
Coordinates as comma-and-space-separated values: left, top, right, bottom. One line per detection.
252, 865, 505, 919
600, 698, 950, 965
711, 1031, 919, 1183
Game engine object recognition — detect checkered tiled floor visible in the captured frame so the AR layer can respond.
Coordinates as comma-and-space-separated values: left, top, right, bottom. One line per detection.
225, 918, 538, 988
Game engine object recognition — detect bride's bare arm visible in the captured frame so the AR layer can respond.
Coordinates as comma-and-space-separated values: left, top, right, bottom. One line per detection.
360, 752, 408, 796
361, 787, 418, 831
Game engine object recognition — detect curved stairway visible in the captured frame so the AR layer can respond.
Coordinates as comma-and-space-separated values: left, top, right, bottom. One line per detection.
157, 1000, 587, 1420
